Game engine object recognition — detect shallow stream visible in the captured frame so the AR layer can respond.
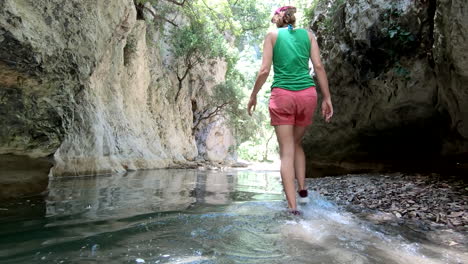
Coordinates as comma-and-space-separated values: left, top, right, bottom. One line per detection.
0, 169, 466, 263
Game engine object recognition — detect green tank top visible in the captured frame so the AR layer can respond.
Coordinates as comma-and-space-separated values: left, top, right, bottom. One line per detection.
271, 28, 315, 91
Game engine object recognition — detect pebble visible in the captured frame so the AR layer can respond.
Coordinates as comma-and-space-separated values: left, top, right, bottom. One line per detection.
309, 173, 468, 232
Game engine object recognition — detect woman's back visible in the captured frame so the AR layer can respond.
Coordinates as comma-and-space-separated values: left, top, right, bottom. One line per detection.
247, 5, 333, 213
272, 28, 315, 91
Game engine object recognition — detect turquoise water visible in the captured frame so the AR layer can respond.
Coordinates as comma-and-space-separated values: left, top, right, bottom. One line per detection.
0, 169, 466, 264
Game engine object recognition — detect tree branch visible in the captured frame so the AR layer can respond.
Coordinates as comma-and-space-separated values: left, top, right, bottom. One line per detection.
163, 0, 187, 6
175, 61, 194, 101
192, 101, 231, 131
200, 0, 218, 14
242, 24, 269, 31
262, 130, 275, 161
177, 61, 192, 82
139, 4, 179, 27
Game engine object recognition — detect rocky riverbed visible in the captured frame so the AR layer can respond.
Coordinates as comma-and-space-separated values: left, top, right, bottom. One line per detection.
309, 173, 468, 248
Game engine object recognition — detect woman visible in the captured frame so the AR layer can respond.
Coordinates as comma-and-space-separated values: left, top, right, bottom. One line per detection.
247, 6, 333, 214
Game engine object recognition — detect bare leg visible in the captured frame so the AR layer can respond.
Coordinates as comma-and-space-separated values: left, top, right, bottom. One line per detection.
274, 125, 297, 209
293, 126, 308, 191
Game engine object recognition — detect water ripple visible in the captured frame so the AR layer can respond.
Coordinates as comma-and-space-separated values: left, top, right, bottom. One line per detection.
0, 170, 467, 264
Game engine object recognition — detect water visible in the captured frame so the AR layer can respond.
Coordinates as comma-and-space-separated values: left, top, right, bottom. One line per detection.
0, 169, 466, 264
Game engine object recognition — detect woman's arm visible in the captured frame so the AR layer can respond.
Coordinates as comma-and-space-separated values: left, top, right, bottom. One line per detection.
309, 31, 333, 122
247, 32, 274, 116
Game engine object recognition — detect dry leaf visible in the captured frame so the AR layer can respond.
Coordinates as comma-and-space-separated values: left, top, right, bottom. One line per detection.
448, 211, 464, 218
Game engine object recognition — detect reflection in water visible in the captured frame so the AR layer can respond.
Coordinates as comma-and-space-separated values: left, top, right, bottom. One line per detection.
46, 169, 200, 219
201, 171, 234, 205
0, 169, 466, 264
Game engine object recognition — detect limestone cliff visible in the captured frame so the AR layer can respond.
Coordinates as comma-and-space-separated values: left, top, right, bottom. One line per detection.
304, 0, 468, 175
0, 0, 234, 199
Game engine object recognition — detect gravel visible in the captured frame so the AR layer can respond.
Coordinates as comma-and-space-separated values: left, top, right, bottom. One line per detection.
308, 173, 468, 247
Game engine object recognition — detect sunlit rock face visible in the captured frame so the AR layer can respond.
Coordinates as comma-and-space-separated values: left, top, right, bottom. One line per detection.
195, 118, 236, 162
188, 54, 235, 162
304, 0, 468, 175
52, 19, 200, 176
0, 0, 231, 198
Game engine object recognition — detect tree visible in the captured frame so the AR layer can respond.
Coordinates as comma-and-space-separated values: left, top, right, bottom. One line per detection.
134, 0, 284, 160
169, 18, 226, 101
134, 0, 188, 26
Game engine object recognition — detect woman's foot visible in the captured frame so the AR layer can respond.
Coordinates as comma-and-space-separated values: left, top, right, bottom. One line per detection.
298, 189, 308, 204
298, 190, 308, 198
289, 209, 302, 216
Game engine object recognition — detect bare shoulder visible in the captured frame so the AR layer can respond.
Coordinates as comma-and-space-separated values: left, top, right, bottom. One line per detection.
305, 29, 319, 48
304, 29, 316, 39
266, 30, 278, 38
265, 30, 278, 44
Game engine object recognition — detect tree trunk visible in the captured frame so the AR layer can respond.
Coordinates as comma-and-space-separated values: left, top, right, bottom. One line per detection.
262, 130, 275, 161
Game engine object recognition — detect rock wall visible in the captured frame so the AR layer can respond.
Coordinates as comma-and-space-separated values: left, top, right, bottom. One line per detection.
195, 118, 236, 162
304, 0, 468, 176
433, 0, 468, 157
188, 58, 236, 163
0, 0, 232, 199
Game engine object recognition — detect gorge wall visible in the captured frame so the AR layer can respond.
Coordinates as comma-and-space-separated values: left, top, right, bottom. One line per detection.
304, 0, 468, 176
0, 0, 234, 199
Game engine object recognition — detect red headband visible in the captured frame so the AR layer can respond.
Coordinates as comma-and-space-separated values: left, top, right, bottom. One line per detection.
274, 6, 295, 15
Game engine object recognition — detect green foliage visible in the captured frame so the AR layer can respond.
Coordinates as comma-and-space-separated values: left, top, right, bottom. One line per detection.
294, 0, 318, 28
298, 0, 347, 33
169, 18, 227, 65
378, 4, 417, 80
231, 43, 278, 161
380, 3, 417, 44
322, 0, 346, 33
393, 62, 411, 80
387, 25, 415, 42
184, 0, 278, 160
212, 80, 250, 141
237, 135, 277, 162
381, 11, 416, 45
136, 0, 283, 161
331, 0, 346, 12
229, 1, 273, 47
302, 9, 316, 28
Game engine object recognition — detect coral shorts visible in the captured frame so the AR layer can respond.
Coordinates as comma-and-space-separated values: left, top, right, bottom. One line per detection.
269, 87, 318, 127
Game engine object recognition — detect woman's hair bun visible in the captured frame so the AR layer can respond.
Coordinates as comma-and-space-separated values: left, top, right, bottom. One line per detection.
273, 6, 297, 27
283, 7, 296, 25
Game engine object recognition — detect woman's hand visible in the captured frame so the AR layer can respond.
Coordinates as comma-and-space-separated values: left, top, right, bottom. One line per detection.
247, 95, 257, 116
321, 98, 333, 122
